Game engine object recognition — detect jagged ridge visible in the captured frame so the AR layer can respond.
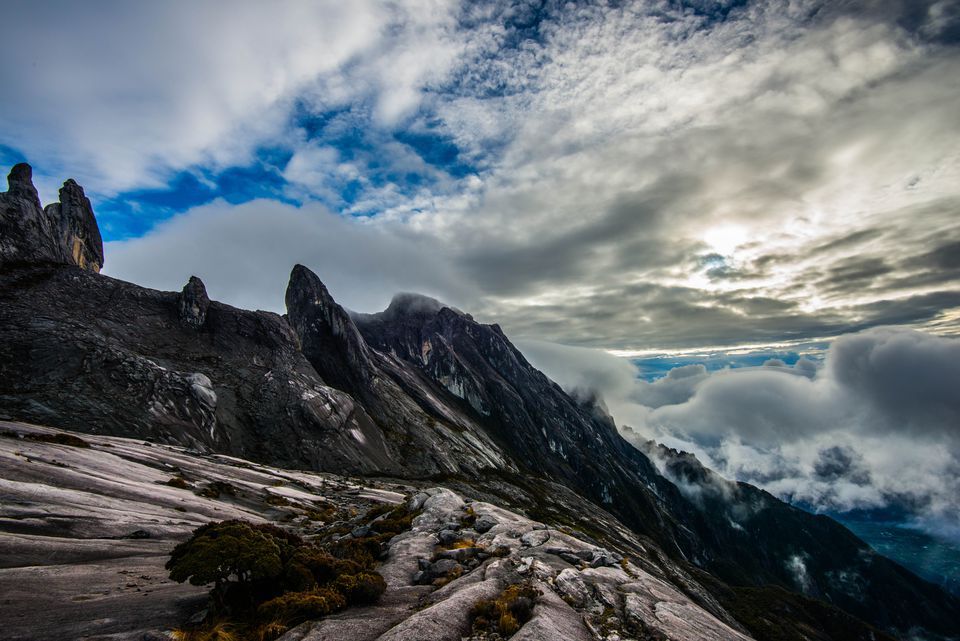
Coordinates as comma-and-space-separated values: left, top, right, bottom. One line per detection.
1, 164, 958, 640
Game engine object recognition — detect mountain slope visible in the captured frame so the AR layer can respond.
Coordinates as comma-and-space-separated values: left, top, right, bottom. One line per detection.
1, 163, 958, 639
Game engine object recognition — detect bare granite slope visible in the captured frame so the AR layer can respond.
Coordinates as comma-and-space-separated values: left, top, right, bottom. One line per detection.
0, 421, 754, 641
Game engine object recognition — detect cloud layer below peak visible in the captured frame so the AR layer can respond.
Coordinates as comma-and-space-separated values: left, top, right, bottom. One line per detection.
520, 327, 960, 541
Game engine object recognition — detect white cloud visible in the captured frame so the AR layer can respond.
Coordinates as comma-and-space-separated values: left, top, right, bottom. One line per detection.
0, 0, 462, 197
104, 198, 468, 314
521, 327, 960, 540
5, 1, 960, 351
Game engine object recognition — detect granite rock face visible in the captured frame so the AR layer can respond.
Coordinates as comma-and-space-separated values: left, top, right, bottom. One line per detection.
285, 264, 510, 477
0, 163, 103, 272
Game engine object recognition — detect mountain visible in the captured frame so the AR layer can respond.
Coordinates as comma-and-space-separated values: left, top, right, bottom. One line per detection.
1, 163, 959, 640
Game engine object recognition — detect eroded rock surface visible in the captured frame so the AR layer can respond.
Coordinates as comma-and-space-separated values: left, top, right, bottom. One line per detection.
0, 164, 102, 271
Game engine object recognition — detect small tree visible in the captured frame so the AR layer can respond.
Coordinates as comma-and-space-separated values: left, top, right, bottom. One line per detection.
166, 521, 286, 613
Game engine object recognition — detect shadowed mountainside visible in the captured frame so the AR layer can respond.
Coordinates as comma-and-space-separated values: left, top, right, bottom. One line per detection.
1, 164, 958, 640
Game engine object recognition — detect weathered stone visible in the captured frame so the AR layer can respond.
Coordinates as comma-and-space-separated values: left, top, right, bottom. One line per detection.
438, 529, 459, 545
6, 163, 40, 204
45, 178, 104, 272
435, 546, 481, 562
520, 529, 551, 547
555, 568, 591, 608
474, 514, 498, 533
178, 276, 210, 328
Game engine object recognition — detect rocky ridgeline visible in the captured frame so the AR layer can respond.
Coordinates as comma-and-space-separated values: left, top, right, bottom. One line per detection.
1, 164, 959, 640
0, 163, 103, 272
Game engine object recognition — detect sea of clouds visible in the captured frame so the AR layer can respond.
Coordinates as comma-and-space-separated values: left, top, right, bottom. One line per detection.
519, 327, 960, 541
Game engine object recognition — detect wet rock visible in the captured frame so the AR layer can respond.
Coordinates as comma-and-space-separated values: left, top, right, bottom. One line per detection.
547, 547, 585, 566
590, 548, 621, 568
187, 373, 217, 410
517, 556, 556, 581
408, 492, 430, 512
429, 558, 461, 577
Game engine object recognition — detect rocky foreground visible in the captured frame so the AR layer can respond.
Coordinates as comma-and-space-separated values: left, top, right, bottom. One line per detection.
0, 420, 753, 641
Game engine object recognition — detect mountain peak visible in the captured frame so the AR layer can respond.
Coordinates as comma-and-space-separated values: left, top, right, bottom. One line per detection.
1, 163, 103, 272
383, 292, 445, 318
7, 163, 40, 205
285, 264, 374, 391
47, 176, 104, 272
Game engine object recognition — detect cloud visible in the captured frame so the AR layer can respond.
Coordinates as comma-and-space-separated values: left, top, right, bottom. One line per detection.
104, 198, 468, 314
0, 0, 462, 198
521, 327, 960, 540
5, 0, 960, 352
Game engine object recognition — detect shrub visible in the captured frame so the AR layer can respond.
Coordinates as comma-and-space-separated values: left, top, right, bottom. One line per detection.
197, 481, 239, 499
334, 572, 387, 605
166, 521, 288, 614
256, 588, 346, 626
469, 582, 541, 638
171, 621, 238, 641
167, 521, 284, 587
167, 476, 191, 489
499, 612, 520, 635
168, 517, 391, 636
369, 505, 414, 535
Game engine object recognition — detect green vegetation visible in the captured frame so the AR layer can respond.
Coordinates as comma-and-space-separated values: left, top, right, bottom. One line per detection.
169, 502, 417, 641
469, 582, 540, 638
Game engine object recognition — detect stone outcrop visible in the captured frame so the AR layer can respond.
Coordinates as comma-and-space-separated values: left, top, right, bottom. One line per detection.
178, 276, 210, 328
44, 178, 104, 271
0, 163, 104, 272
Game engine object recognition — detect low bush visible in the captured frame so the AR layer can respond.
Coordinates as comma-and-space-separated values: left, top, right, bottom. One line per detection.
256, 588, 347, 626
167, 509, 400, 641
333, 572, 387, 605
470, 582, 541, 637
167, 476, 191, 489
196, 481, 239, 499
171, 621, 238, 641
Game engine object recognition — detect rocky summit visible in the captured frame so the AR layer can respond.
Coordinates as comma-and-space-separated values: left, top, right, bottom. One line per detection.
1, 164, 959, 641
0, 163, 103, 272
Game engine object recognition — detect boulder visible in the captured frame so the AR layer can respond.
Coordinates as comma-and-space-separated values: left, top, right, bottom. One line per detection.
473, 514, 498, 533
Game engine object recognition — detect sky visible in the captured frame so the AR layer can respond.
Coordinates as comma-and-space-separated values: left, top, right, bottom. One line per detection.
3, 1, 960, 539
